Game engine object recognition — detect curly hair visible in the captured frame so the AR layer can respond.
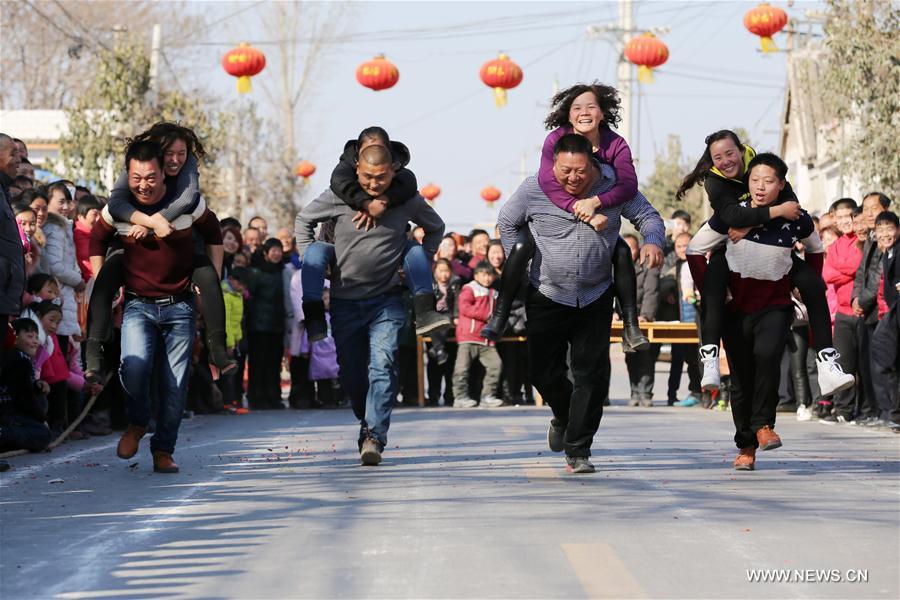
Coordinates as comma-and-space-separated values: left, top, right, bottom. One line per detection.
129, 122, 207, 159
544, 82, 622, 131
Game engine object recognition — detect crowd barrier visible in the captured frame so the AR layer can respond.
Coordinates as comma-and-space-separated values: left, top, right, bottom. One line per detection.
415, 322, 700, 406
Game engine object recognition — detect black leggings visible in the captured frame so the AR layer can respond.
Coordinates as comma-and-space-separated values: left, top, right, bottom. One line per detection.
494, 228, 637, 321
701, 250, 832, 350
87, 252, 229, 363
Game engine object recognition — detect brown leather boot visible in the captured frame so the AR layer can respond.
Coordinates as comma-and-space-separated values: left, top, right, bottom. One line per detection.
756, 425, 782, 451
116, 425, 147, 459
152, 451, 179, 473
733, 447, 756, 471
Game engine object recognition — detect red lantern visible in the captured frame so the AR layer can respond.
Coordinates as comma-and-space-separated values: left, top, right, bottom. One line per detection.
420, 183, 441, 202
481, 186, 502, 206
356, 55, 399, 91
743, 3, 788, 53
294, 160, 316, 183
624, 33, 669, 84
222, 43, 266, 93
479, 53, 523, 107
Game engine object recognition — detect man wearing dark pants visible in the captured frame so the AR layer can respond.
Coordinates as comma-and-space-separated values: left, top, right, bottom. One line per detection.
868, 211, 900, 429
90, 141, 224, 473
497, 134, 664, 473
295, 144, 445, 465
849, 192, 891, 424
621, 234, 660, 407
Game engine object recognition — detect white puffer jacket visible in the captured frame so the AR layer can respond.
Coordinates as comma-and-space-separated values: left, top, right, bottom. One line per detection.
39, 212, 82, 337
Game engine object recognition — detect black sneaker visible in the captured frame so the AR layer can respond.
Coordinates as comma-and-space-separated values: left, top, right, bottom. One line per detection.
547, 419, 566, 453
360, 438, 383, 466
565, 456, 595, 474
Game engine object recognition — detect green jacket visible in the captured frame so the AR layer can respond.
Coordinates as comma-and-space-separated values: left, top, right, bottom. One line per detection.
222, 281, 244, 349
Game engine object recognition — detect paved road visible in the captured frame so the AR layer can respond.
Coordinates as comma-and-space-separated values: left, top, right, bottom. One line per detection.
2, 357, 899, 599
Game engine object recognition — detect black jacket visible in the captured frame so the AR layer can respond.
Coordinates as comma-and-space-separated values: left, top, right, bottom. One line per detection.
0, 172, 25, 316
852, 234, 884, 325
330, 139, 418, 211
883, 238, 900, 311
246, 262, 288, 333
0, 349, 47, 422
433, 278, 461, 318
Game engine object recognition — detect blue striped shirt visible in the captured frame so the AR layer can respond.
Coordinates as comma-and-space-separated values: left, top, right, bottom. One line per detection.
497, 164, 665, 308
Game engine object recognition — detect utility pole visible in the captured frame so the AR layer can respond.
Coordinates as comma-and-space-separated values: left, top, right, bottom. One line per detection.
616, 0, 633, 146
148, 23, 161, 107
586, 0, 670, 175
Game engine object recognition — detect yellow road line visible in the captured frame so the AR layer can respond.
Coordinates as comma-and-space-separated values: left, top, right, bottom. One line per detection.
562, 543, 647, 599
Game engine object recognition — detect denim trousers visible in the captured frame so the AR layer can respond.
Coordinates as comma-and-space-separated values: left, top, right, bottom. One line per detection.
119, 298, 196, 454
330, 292, 405, 447
302, 240, 433, 301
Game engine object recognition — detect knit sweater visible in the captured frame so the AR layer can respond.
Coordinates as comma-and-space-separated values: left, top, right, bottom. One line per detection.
707, 209, 822, 314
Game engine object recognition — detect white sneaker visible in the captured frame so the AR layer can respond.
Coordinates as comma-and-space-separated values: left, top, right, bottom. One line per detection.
454, 398, 478, 408
699, 344, 720, 391
816, 348, 856, 396
796, 404, 813, 422
480, 396, 504, 408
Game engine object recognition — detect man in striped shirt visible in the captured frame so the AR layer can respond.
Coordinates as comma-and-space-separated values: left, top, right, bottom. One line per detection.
497, 134, 665, 473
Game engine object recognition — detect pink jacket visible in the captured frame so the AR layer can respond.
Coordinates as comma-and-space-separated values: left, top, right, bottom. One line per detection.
455, 280, 497, 346
823, 233, 862, 317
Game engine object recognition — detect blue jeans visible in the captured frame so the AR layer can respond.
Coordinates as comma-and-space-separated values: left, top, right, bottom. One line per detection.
330, 292, 405, 447
119, 298, 196, 454
302, 240, 433, 301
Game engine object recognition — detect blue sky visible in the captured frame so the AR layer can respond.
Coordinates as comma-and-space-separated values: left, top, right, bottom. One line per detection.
180, 0, 812, 230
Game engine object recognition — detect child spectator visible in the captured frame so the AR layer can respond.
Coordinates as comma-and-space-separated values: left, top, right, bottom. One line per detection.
31, 301, 69, 437
452, 262, 503, 408
245, 238, 293, 410
73, 194, 102, 282
12, 201, 40, 278
0, 318, 52, 452
40, 182, 84, 350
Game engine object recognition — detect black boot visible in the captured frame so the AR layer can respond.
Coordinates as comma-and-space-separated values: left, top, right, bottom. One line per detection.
620, 305, 649, 353
84, 337, 106, 385
303, 300, 328, 342
207, 329, 237, 375
612, 237, 649, 353
482, 227, 534, 342
413, 294, 452, 336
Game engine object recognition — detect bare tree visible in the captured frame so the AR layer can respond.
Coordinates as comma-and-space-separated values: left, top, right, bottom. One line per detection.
256, 1, 355, 224
1, 1, 202, 109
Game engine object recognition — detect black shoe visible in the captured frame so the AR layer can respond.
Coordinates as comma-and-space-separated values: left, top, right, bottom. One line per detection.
776, 403, 798, 413
412, 294, 452, 336
302, 300, 328, 342
481, 314, 506, 343
547, 419, 566, 453
565, 456, 595, 474
621, 322, 649, 353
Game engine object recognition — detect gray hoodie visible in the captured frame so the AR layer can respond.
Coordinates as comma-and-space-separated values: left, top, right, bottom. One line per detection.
294, 189, 444, 300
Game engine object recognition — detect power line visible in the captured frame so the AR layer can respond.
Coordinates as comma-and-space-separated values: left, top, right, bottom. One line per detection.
655, 68, 785, 90
175, 0, 266, 43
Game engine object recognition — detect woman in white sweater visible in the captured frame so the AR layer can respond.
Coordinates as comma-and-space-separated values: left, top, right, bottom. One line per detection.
40, 182, 85, 350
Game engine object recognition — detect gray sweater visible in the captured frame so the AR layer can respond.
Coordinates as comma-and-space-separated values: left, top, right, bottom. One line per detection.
294, 189, 445, 300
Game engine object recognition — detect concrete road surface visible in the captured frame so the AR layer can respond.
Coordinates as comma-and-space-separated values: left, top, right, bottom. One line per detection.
2, 353, 899, 599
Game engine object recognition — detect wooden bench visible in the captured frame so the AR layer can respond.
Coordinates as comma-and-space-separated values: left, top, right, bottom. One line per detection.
415, 322, 699, 406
